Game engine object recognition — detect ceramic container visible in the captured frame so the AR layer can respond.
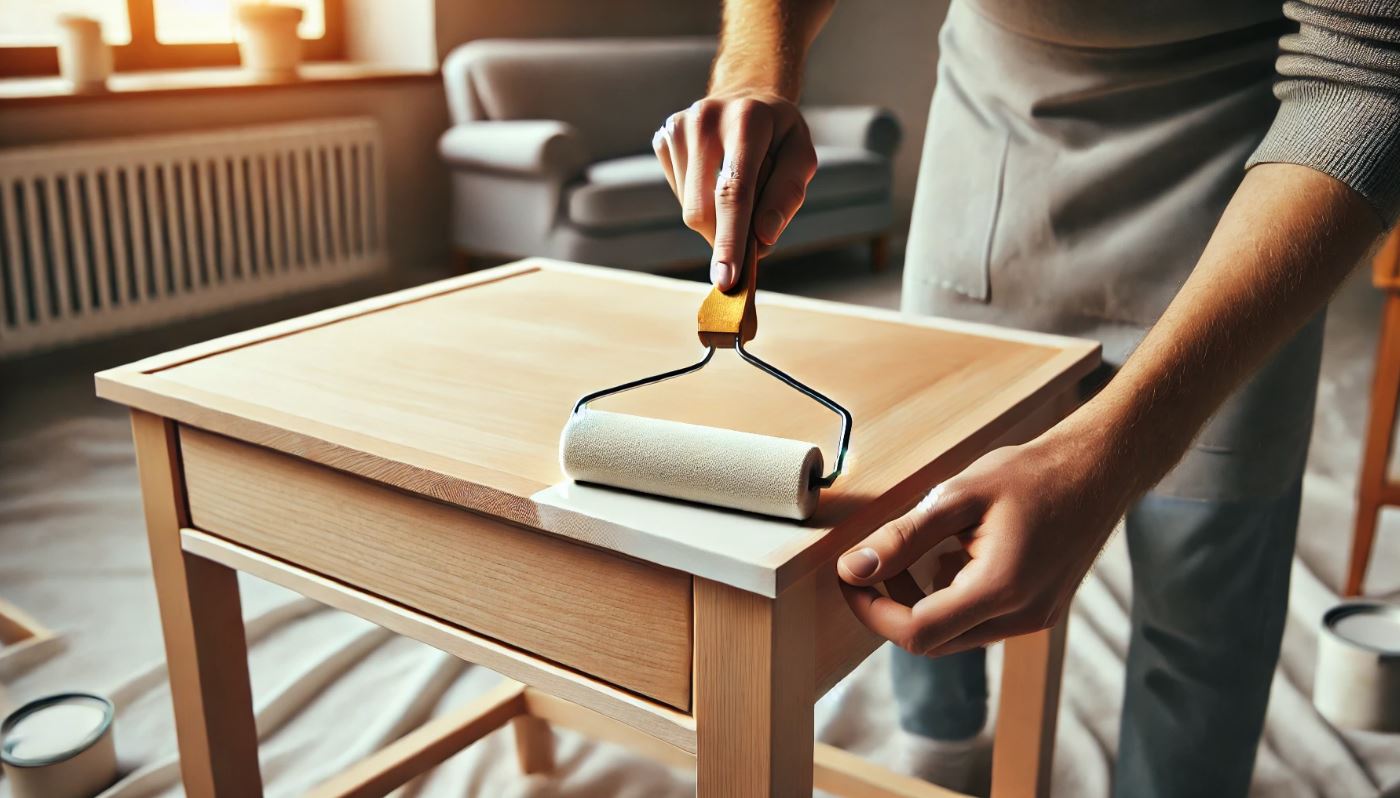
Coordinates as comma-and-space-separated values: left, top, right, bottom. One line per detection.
1314, 601, 1400, 732
236, 3, 304, 80
55, 15, 111, 93
1, 693, 117, 798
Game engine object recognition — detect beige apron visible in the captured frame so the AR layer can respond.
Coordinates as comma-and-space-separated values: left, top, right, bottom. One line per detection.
902, 0, 1321, 501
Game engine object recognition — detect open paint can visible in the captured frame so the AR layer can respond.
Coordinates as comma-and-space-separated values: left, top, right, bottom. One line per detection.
0, 693, 117, 798
1314, 602, 1400, 732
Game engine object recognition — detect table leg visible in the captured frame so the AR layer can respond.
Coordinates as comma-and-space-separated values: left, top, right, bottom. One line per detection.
989, 620, 1067, 798
132, 411, 263, 798
694, 578, 815, 798
512, 714, 556, 774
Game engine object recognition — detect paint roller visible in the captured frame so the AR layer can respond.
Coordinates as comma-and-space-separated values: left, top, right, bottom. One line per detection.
559, 239, 851, 521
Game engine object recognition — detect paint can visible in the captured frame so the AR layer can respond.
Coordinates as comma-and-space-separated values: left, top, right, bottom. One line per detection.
0, 693, 117, 798
1313, 601, 1400, 732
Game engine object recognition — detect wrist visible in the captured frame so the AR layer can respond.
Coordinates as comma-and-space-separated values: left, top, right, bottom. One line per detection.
710, 60, 802, 102
1036, 398, 1154, 507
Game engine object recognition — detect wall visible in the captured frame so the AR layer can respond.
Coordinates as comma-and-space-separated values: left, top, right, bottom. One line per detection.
0, 0, 945, 282
432, 0, 719, 58
805, 0, 947, 227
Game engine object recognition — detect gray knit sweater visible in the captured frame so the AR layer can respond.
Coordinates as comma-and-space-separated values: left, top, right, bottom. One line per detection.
969, 0, 1400, 225
1249, 0, 1400, 223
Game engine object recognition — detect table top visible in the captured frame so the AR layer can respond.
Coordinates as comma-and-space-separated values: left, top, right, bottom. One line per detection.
97, 260, 1100, 596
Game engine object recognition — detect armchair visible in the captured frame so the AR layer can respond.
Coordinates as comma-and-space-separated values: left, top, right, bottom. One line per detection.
440, 37, 901, 272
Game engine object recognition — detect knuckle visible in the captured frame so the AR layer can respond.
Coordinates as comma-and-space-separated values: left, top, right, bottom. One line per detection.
885, 514, 922, 552
895, 632, 927, 657
715, 176, 746, 207
681, 202, 709, 231
775, 178, 807, 211
691, 101, 722, 132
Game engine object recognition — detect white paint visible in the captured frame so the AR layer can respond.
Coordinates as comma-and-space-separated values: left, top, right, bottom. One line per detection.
4, 700, 106, 761
1332, 611, 1400, 652
532, 480, 817, 596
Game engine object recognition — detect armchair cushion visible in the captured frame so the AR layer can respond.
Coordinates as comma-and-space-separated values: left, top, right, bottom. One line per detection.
438, 120, 588, 178
567, 146, 891, 231
803, 106, 903, 158
443, 38, 714, 162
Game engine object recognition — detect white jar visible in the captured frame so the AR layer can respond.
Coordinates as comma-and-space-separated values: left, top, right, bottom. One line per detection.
55, 15, 111, 93
236, 3, 304, 80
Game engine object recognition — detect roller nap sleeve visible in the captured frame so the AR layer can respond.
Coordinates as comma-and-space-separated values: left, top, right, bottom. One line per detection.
559, 409, 824, 520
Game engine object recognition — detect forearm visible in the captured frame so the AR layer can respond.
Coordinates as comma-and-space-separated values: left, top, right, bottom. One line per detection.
1056, 163, 1385, 500
710, 0, 836, 99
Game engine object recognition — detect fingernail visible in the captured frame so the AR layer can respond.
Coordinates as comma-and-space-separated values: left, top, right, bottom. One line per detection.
756, 209, 784, 244
710, 260, 735, 289
841, 547, 880, 579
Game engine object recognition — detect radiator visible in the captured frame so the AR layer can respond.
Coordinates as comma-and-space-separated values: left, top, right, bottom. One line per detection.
0, 117, 388, 358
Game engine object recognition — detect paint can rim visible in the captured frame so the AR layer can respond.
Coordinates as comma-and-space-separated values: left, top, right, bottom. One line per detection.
0, 692, 114, 768
1321, 600, 1400, 659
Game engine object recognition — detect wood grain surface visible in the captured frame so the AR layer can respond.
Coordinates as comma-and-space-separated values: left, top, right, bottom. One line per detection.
694, 578, 815, 797
131, 412, 263, 798
98, 260, 1099, 595
180, 528, 699, 753
179, 425, 694, 709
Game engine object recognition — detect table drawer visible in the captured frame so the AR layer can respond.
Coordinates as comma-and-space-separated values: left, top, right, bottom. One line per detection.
178, 426, 693, 710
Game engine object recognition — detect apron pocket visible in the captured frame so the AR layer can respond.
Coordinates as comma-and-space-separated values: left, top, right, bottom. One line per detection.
904, 74, 1010, 303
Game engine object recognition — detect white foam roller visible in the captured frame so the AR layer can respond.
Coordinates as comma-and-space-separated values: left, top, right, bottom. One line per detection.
559, 409, 824, 520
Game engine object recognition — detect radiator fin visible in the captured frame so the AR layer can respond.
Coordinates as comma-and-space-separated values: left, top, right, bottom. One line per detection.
0, 118, 387, 357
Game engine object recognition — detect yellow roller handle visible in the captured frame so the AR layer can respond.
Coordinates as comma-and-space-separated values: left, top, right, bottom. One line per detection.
697, 236, 759, 348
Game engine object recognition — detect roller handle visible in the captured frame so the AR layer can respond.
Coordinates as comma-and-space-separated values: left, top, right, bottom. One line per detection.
697, 157, 775, 349
697, 235, 759, 348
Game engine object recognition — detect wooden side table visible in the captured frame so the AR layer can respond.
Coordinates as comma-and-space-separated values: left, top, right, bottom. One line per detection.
1348, 227, 1400, 597
97, 260, 1100, 798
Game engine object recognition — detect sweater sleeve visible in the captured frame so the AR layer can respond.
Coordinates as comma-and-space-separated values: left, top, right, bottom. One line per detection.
1246, 0, 1400, 224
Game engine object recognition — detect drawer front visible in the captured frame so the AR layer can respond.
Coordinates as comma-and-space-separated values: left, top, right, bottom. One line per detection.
179, 426, 693, 709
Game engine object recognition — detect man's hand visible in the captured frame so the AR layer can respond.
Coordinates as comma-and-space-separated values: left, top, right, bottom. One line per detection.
838, 426, 1136, 657
837, 164, 1382, 659
653, 94, 818, 291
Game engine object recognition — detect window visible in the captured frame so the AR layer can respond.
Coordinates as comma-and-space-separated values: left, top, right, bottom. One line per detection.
0, 0, 343, 78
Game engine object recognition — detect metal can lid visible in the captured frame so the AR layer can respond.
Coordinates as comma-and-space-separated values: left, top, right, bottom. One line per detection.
1321, 601, 1400, 657
0, 692, 113, 768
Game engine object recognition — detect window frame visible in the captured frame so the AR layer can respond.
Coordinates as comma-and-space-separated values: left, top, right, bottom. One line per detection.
0, 0, 344, 78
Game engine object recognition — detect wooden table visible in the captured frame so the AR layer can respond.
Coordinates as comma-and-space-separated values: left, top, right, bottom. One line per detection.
97, 260, 1100, 798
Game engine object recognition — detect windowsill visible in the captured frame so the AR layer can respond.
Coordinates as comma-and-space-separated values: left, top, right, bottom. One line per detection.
0, 62, 437, 106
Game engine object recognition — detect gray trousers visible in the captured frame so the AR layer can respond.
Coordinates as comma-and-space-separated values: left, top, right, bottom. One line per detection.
890, 315, 1325, 797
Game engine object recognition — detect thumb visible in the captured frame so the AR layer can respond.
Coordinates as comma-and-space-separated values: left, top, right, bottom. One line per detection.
837, 484, 982, 587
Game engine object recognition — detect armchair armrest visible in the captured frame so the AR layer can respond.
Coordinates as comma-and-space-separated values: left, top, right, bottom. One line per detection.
438, 120, 588, 179
802, 106, 902, 158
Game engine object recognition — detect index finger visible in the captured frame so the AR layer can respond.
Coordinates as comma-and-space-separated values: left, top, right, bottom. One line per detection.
843, 563, 999, 654
710, 106, 772, 290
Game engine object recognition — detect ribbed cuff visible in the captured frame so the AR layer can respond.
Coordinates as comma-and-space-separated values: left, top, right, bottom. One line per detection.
1247, 80, 1400, 226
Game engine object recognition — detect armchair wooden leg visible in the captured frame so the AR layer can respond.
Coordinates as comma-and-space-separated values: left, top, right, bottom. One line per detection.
870, 235, 890, 273
1348, 291, 1400, 596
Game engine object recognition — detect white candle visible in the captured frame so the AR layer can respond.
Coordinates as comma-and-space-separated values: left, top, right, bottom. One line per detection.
1332, 610, 1400, 652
